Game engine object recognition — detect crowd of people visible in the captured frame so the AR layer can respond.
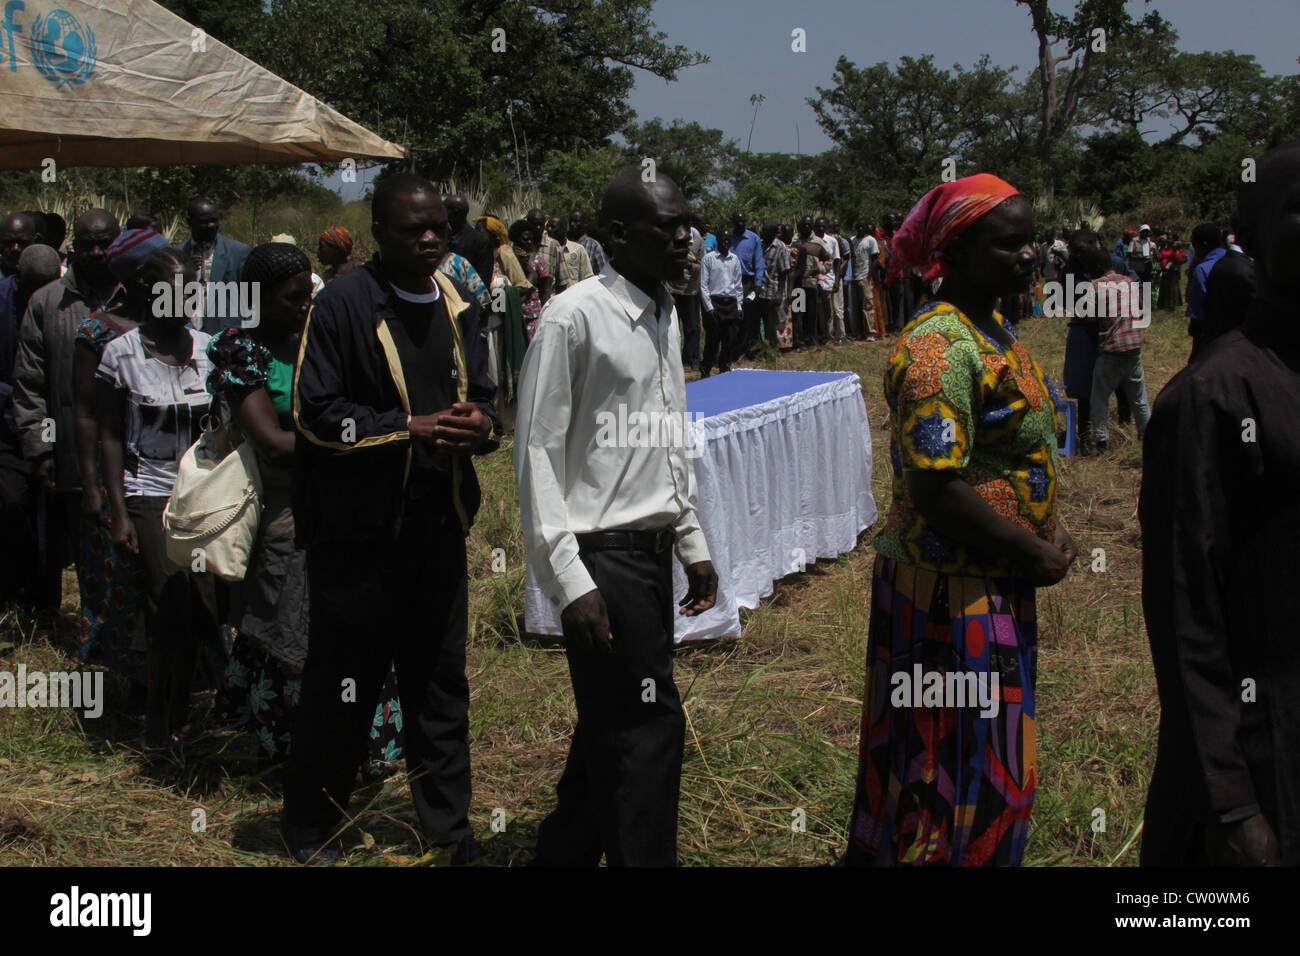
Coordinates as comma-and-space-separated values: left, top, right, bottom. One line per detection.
0, 138, 1294, 868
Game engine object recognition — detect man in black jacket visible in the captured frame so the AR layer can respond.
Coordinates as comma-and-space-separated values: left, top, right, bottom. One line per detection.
284, 173, 497, 865
1140, 141, 1300, 866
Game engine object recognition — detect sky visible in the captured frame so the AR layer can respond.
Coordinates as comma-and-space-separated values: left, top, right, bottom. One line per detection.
626, 0, 1300, 155
337, 0, 1299, 200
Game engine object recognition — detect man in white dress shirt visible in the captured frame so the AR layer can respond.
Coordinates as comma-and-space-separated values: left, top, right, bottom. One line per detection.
515, 169, 718, 866
699, 230, 745, 378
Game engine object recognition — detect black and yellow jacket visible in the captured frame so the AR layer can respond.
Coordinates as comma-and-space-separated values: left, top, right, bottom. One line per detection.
292, 255, 498, 548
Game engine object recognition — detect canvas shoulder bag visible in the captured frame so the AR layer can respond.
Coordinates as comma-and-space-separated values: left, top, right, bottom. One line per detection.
163, 416, 263, 581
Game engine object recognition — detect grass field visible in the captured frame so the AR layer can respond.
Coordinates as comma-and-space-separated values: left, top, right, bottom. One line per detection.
0, 304, 1189, 867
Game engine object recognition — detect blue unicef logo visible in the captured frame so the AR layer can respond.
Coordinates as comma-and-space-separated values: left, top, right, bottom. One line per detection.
29, 8, 94, 89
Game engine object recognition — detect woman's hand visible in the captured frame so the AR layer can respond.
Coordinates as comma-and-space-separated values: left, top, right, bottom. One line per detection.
1025, 523, 1077, 587
81, 485, 105, 524
112, 512, 139, 555
1054, 521, 1078, 563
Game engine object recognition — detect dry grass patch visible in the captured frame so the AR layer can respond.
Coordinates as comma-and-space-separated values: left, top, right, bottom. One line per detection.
1, 308, 1188, 866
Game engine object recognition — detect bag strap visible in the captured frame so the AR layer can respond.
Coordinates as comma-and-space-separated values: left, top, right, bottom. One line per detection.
164, 487, 258, 540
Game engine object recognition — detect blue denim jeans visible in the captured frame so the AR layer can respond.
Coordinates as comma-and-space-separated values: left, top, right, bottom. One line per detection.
1091, 350, 1150, 443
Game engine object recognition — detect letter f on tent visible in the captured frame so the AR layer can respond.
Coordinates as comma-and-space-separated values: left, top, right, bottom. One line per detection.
3, 1, 24, 72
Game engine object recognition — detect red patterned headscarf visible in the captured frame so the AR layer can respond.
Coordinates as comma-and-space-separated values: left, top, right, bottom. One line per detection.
887, 174, 1021, 282
319, 225, 353, 254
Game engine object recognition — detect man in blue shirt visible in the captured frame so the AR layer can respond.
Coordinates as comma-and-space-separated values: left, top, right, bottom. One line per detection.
1186, 223, 1227, 361
728, 211, 765, 358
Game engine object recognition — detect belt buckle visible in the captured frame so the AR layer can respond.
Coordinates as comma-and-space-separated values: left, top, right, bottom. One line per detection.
654, 529, 674, 553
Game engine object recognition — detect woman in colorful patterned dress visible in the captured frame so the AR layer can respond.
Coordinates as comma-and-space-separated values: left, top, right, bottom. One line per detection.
97, 245, 222, 752
508, 218, 551, 340
71, 229, 168, 689
845, 174, 1078, 866
207, 243, 403, 776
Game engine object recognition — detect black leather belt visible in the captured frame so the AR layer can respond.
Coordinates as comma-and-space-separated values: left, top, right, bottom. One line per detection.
576, 529, 675, 554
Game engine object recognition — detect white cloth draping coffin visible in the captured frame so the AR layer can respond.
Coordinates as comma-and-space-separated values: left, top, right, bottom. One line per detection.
524, 370, 877, 641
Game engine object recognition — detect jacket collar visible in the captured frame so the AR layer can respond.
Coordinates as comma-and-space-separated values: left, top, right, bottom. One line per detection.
362, 254, 469, 320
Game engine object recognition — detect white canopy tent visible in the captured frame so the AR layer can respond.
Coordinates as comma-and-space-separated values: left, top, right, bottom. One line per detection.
0, 0, 405, 168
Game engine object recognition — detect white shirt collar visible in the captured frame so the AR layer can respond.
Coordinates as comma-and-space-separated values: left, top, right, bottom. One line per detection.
599, 262, 669, 324
389, 279, 442, 304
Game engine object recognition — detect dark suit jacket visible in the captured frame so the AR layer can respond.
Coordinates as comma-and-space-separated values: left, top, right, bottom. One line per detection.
181, 233, 252, 334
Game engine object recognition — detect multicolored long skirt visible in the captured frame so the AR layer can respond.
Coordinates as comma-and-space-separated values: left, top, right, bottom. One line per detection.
846, 555, 1038, 866
77, 483, 146, 685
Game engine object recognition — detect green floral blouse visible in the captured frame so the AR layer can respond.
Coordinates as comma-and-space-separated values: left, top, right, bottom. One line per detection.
873, 301, 1060, 578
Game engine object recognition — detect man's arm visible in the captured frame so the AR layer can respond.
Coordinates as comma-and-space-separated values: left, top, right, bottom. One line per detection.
1186, 262, 1210, 322
458, 294, 500, 447
293, 297, 410, 451
699, 256, 716, 312
750, 235, 764, 290
12, 296, 52, 471
1140, 377, 1263, 832
513, 315, 597, 611
670, 352, 715, 614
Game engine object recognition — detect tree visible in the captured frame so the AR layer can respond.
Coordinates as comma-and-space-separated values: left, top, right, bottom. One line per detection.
155, 0, 265, 51
1076, 129, 1154, 215
810, 54, 1020, 198
1084, 9, 1179, 136
157, 0, 705, 183
537, 144, 627, 216
714, 151, 815, 225
621, 118, 737, 202
1014, 0, 1155, 200
1160, 52, 1271, 146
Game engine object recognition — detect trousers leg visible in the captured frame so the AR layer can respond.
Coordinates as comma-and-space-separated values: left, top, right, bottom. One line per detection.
284, 543, 393, 846
793, 289, 815, 347
700, 309, 720, 373
535, 547, 681, 866
1090, 353, 1123, 445
713, 298, 740, 369
719, 319, 740, 369
1122, 351, 1151, 439
674, 293, 700, 367
761, 299, 780, 348
0, 440, 34, 605
740, 295, 760, 357
391, 524, 472, 846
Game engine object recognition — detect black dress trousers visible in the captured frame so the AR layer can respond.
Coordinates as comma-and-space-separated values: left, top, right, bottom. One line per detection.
534, 544, 684, 866
701, 296, 740, 374
284, 496, 471, 850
